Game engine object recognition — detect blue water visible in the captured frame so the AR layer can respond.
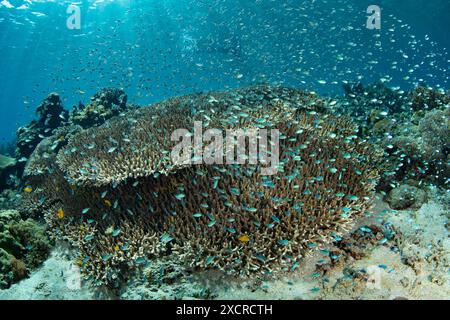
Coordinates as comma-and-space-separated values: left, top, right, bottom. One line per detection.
0, 0, 449, 143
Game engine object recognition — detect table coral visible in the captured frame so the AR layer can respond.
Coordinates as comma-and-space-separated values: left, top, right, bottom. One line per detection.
24, 86, 379, 287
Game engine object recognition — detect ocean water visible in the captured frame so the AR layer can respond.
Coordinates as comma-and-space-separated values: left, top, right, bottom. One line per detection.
0, 0, 448, 301
0, 0, 448, 142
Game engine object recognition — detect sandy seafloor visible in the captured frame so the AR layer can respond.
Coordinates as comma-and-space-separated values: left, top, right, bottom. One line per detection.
1, 192, 448, 300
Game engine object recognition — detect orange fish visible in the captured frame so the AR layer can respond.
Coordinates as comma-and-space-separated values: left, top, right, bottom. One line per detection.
238, 235, 250, 243
57, 208, 65, 219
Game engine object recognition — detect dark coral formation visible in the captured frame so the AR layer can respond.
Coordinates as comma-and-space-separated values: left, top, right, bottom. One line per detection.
0, 210, 52, 288
12, 89, 133, 181
338, 82, 449, 191
342, 81, 409, 122
410, 86, 450, 112
23, 86, 379, 287
377, 106, 449, 190
0, 189, 21, 211
16, 93, 68, 164
70, 88, 130, 129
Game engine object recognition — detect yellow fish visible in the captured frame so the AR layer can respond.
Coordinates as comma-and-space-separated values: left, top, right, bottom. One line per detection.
104, 199, 112, 208
23, 187, 33, 193
114, 245, 120, 252
57, 208, 65, 219
238, 235, 250, 243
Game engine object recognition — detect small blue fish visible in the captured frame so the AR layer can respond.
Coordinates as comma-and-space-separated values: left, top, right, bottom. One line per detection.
255, 254, 266, 263
278, 239, 289, 246
271, 215, 280, 223
135, 257, 146, 264
230, 187, 240, 196
175, 193, 185, 200
207, 220, 216, 227
160, 233, 174, 243
205, 256, 215, 265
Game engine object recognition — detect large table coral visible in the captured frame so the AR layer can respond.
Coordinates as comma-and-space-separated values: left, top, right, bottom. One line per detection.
23, 86, 379, 287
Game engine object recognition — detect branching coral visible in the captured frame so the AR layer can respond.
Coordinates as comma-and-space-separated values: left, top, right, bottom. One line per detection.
57, 86, 328, 187
24, 86, 379, 287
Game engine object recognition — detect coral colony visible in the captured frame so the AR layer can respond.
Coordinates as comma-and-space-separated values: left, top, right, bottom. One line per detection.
22, 86, 378, 286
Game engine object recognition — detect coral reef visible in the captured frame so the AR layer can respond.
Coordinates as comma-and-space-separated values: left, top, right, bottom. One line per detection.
379, 106, 449, 189
24, 125, 83, 178
410, 86, 450, 112
16, 93, 68, 165
70, 88, 130, 129
341, 81, 409, 125
0, 189, 21, 211
23, 85, 379, 287
338, 82, 449, 191
0, 210, 52, 288
0, 154, 16, 191
13, 89, 133, 180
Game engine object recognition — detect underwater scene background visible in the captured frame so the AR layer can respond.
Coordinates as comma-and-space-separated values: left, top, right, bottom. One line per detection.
0, 0, 448, 300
